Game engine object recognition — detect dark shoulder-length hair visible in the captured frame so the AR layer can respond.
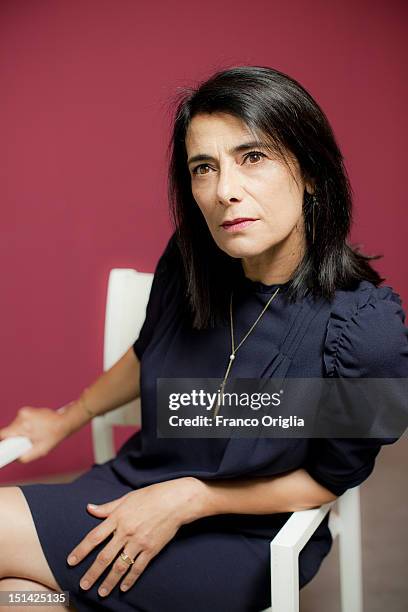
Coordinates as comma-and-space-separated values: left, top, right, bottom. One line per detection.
166, 65, 384, 330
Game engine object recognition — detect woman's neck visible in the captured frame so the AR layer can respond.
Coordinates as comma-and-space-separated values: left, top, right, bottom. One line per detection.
241, 227, 306, 285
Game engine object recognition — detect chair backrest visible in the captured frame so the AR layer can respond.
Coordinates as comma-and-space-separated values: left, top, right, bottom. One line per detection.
91, 268, 153, 463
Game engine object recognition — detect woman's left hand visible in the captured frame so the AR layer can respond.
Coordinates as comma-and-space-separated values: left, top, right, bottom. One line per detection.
66, 477, 205, 598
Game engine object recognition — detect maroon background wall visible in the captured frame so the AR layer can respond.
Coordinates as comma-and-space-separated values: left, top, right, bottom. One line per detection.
1, 0, 406, 483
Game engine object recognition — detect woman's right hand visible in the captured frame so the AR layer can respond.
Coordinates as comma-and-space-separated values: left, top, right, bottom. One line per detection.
0, 406, 70, 463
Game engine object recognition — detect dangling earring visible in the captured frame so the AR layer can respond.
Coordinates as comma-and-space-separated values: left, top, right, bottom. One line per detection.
312, 193, 318, 244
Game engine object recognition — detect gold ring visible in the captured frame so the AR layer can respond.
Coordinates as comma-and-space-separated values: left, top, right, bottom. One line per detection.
120, 551, 135, 566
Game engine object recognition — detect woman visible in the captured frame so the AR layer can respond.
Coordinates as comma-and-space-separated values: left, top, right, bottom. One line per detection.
0, 65, 407, 612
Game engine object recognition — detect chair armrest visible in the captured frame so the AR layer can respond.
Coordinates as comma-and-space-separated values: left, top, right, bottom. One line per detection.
265, 500, 336, 612
271, 500, 336, 552
0, 436, 33, 469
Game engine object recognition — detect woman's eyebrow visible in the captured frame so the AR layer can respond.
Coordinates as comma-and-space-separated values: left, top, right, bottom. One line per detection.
187, 140, 264, 166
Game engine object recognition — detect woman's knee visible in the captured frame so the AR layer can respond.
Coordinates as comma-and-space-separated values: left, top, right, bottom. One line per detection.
0, 486, 62, 592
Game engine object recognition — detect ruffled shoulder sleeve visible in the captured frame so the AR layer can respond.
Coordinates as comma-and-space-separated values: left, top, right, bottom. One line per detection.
304, 281, 408, 497
133, 231, 181, 360
323, 281, 408, 378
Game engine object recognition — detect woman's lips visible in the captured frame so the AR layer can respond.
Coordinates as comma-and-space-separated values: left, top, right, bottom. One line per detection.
221, 219, 258, 233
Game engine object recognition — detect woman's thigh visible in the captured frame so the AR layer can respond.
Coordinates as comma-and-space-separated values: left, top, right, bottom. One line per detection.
0, 472, 329, 611
58, 526, 272, 612
119, 527, 272, 612
14, 472, 272, 611
0, 486, 62, 592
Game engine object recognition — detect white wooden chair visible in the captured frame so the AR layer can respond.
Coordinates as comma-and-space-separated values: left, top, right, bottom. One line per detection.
0, 268, 363, 612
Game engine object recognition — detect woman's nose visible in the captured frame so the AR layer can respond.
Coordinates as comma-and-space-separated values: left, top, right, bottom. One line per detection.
216, 167, 243, 205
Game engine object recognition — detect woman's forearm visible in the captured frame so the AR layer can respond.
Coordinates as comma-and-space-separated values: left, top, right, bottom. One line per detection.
58, 347, 141, 436
183, 468, 338, 524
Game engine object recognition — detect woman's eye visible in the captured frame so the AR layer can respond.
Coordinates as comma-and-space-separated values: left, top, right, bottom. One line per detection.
245, 151, 266, 164
192, 164, 211, 175
192, 151, 265, 175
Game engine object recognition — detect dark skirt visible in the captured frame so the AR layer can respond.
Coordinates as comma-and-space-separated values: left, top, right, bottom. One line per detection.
19, 460, 332, 612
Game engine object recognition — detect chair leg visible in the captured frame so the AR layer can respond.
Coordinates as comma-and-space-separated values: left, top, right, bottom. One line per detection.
337, 488, 363, 612
91, 416, 115, 463
270, 544, 299, 612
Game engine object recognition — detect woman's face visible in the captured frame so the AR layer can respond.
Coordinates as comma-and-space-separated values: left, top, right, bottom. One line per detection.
185, 112, 313, 281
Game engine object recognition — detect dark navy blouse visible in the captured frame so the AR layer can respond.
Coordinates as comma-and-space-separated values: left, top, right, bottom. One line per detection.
109, 232, 408, 538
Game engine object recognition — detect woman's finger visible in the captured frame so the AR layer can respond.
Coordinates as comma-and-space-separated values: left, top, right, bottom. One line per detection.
66, 519, 115, 569
118, 551, 152, 593
19, 447, 44, 463
0, 426, 21, 438
86, 495, 126, 516
77, 533, 126, 593
97, 546, 146, 597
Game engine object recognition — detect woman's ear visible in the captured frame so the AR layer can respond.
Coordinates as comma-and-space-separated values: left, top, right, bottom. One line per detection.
305, 180, 316, 195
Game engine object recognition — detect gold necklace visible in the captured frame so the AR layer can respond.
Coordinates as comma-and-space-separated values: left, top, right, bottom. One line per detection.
212, 286, 280, 418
